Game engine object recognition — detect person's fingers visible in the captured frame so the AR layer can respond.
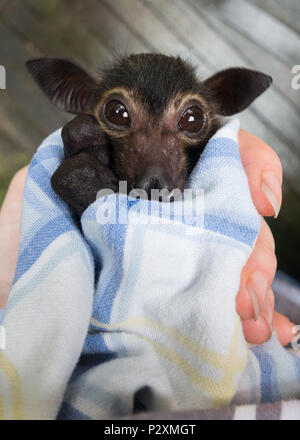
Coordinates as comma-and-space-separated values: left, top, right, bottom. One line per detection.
0, 166, 28, 308
237, 217, 276, 324
238, 132, 295, 346
239, 129, 282, 218
242, 288, 274, 345
273, 311, 296, 346
243, 309, 296, 347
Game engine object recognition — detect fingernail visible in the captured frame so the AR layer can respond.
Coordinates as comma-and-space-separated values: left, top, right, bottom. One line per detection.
261, 301, 273, 335
247, 285, 260, 320
262, 171, 282, 219
247, 272, 269, 321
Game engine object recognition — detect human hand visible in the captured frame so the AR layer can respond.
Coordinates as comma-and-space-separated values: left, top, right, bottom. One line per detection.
237, 129, 294, 346
0, 133, 295, 346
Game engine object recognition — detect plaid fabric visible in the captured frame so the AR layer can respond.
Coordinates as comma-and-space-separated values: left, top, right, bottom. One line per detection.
0, 119, 300, 420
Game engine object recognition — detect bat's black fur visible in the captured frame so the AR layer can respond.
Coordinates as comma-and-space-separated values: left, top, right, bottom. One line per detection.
99, 54, 203, 117
26, 54, 272, 216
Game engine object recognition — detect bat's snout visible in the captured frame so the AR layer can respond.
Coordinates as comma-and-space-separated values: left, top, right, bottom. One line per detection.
134, 166, 176, 202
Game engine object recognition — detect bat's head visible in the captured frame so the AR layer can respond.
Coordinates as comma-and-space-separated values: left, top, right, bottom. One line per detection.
27, 54, 272, 200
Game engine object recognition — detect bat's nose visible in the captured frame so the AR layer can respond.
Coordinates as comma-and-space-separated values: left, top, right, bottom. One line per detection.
134, 166, 175, 201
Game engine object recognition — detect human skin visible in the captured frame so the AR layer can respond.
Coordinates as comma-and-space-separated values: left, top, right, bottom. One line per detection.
0, 129, 296, 345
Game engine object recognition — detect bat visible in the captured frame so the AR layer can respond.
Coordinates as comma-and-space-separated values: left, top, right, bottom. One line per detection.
27, 54, 272, 216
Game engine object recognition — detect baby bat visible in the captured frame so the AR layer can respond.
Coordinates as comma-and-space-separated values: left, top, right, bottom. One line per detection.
26, 54, 272, 216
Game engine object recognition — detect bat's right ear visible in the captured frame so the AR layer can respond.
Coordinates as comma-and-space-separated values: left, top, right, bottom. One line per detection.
204, 67, 272, 116
26, 58, 99, 114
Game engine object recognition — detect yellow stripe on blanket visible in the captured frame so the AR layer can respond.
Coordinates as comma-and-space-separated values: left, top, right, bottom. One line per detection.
0, 352, 23, 420
90, 316, 248, 407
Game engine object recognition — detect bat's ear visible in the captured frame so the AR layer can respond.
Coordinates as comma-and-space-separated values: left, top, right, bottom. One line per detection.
26, 58, 99, 114
204, 68, 272, 116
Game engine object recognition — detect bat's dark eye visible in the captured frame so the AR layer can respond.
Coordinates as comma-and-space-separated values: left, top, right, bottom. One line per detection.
178, 106, 205, 133
105, 100, 130, 127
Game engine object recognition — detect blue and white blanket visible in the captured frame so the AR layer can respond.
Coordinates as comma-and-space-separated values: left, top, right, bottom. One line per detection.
0, 119, 300, 420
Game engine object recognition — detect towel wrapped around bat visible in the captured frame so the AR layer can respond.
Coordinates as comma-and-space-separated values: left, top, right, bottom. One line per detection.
1, 118, 300, 420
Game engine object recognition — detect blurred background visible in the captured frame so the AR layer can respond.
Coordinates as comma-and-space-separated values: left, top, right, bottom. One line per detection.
0, 0, 299, 287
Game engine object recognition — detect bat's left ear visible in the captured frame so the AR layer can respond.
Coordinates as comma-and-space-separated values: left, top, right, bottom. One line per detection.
204, 67, 272, 116
26, 57, 100, 114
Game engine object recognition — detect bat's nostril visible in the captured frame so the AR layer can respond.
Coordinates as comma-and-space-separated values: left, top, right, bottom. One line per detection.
134, 167, 175, 202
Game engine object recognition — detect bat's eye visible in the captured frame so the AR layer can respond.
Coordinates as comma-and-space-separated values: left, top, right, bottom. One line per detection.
178, 106, 205, 133
105, 100, 130, 127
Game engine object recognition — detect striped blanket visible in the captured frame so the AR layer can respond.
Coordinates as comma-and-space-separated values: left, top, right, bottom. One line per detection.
126, 399, 300, 420
0, 119, 300, 420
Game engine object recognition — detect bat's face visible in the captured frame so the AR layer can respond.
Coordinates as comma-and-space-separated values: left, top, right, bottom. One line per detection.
94, 88, 216, 195
27, 54, 272, 213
